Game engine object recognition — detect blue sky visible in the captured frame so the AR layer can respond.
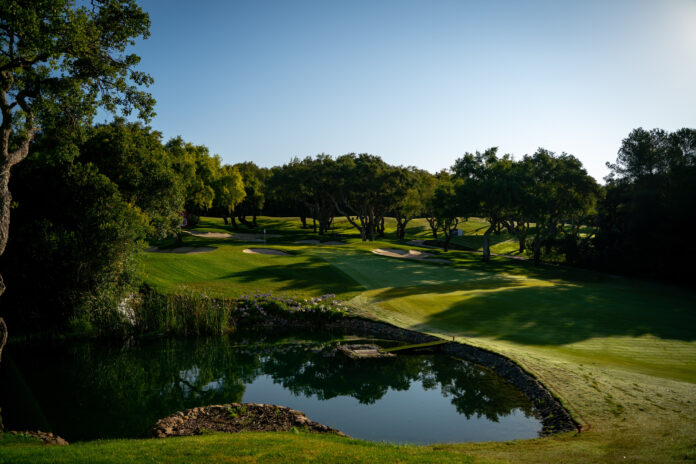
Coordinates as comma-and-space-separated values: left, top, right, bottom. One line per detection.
122, 0, 696, 182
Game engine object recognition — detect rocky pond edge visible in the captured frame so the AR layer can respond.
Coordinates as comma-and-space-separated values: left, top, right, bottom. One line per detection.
254, 314, 580, 437
153, 315, 579, 439
151, 403, 347, 438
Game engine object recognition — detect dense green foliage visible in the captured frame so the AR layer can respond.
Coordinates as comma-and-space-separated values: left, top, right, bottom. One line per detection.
591, 128, 696, 280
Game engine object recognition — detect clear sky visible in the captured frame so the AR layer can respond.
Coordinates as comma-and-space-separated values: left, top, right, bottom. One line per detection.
123, 0, 696, 182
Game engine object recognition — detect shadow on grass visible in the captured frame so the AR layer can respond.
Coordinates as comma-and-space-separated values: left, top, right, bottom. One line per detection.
411, 282, 696, 345
218, 259, 364, 296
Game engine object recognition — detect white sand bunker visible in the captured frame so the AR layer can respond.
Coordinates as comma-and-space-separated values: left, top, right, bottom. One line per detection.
372, 248, 450, 264
243, 248, 290, 256
186, 231, 233, 239
186, 230, 281, 241
146, 246, 216, 254
186, 230, 282, 242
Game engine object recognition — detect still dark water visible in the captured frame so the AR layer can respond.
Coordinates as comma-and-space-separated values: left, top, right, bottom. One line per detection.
0, 333, 542, 444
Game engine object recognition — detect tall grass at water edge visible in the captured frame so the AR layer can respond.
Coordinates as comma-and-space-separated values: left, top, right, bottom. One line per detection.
135, 286, 233, 336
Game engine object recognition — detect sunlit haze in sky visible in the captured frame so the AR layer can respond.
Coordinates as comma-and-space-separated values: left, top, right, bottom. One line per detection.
122, 0, 696, 182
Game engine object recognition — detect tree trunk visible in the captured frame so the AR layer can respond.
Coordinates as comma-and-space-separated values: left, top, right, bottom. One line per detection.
377, 217, 385, 237
533, 242, 542, 265
312, 217, 316, 233
518, 236, 526, 253
426, 217, 438, 239
443, 233, 451, 252
482, 225, 494, 262
223, 216, 229, 225
300, 215, 307, 229
231, 215, 238, 230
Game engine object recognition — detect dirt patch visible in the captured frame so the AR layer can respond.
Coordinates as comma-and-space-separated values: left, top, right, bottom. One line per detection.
243, 248, 290, 256
321, 241, 346, 245
146, 246, 216, 254
295, 239, 321, 244
151, 403, 346, 438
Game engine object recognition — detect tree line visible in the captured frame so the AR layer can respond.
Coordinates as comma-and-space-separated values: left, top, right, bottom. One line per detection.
1, 122, 694, 334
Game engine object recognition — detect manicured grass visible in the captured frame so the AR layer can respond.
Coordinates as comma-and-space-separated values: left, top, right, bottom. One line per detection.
0, 432, 483, 464
13, 215, 694, 463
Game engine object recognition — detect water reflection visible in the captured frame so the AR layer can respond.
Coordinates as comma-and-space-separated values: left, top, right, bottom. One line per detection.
0, 333, 539, 443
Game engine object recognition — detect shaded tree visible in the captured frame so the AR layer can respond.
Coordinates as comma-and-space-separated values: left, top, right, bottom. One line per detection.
0, 0, 153, 342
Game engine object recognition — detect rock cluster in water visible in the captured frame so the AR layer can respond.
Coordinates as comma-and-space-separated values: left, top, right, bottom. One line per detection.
338, 343, 395, 359
151, 403, 347, 438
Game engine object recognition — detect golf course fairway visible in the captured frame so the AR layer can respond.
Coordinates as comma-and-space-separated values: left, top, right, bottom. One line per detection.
5, 216, 693, 463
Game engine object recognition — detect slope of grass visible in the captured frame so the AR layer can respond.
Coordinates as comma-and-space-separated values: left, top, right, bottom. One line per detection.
27, 215, 696, 463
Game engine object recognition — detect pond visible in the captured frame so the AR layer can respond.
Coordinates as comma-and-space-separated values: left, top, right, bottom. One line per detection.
0, 333, 542, 444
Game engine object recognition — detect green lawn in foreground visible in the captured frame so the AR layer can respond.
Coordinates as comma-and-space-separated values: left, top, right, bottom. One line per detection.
0, 432, 481, 464
14, 215, 694, 463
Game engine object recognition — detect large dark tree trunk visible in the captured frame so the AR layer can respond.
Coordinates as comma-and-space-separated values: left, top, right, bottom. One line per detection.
482, 224, 494, 262
395, 216, 410, 240
237, 214, 252, 228
1, 89, 36, 372
426, 216, 438, 239
377, 217, 385, 237
443, 232, 452, 252
533, 239, 542, 266
368, 208, 376, 241
300, 215, 307, 229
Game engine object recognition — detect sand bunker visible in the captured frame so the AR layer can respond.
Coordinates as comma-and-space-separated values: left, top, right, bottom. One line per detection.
373, 248, 434, 259
186, 231, 233, 239
186, 230, 281, 241
146, 246, 216, 254
372, 248, 450, 264
243, 248, 290, 256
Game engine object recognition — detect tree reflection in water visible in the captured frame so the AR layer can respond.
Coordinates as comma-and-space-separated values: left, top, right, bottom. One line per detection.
0, 333, 535, 441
